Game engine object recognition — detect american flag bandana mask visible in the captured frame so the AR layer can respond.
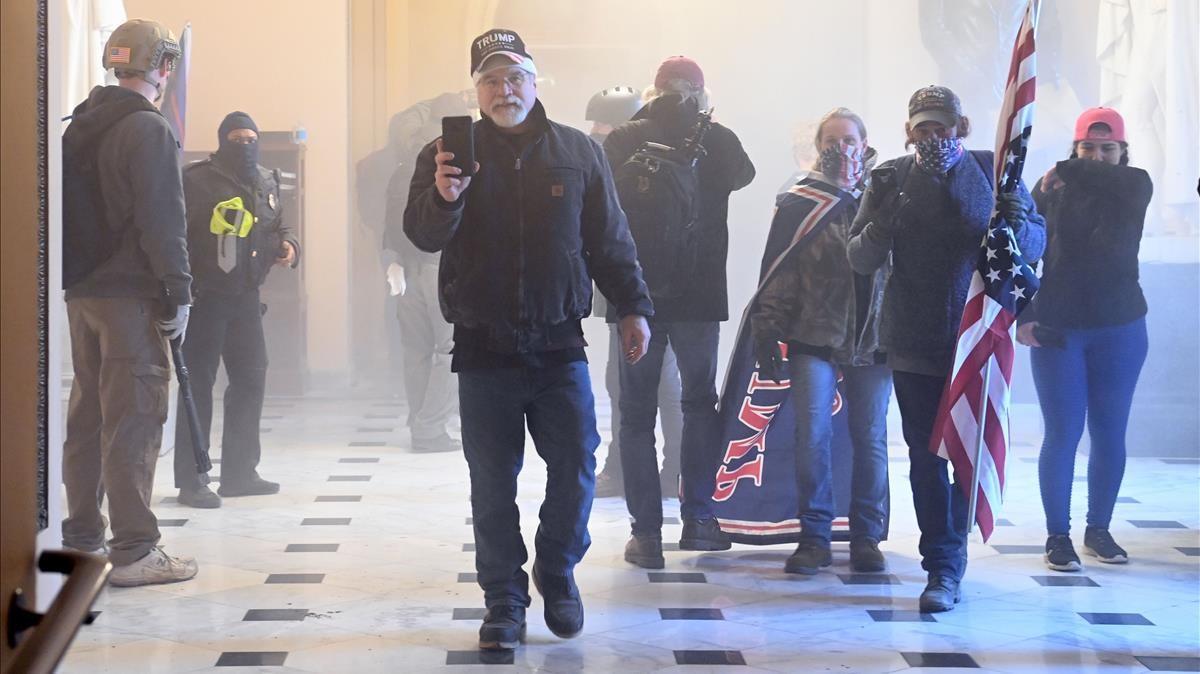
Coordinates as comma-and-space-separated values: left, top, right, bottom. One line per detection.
819, 144, 865, 187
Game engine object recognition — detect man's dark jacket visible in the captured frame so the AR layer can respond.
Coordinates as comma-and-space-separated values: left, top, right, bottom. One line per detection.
602, 94, 755, 323
63, 85, 191, 304
403, 100, 652, 354
182, 158, 299, 298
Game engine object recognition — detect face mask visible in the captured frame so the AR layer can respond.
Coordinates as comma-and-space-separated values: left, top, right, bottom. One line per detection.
216, 140, 260, 182
819, 144, 865, 187
915, 136, 964, 174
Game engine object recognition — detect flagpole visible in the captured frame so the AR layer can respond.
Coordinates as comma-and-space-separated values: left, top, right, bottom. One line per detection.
965, 358, 992, 535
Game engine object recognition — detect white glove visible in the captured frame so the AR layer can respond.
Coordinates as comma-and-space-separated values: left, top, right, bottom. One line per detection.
386, 263, 407, 297
157, 304, 190, 342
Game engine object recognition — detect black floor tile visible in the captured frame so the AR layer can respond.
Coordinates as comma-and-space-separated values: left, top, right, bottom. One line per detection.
838, 573, 901, 585
1115, 496, 1140, 504
355, 427, 394, 433
447, 650, 514, 665
663, 516, 681, 524
265, 573, 325, 584
452, 608, 486, 620
1032, 575, 1099, 587
338, 457, 380, 463
458, 572, 477, 583
244, 609, 308, 621
85, 610, 101, 624
365, 413, 399, 419
992, 544, 1045, 554
301, 518, 351, 526
348, 441, 387, 447
673, 650, 746, 666
1129, 520, 1187, 529
462, 543, 475, 552
216, 652, 288, 667
160, 496, 177, 504
995, 518, 1015, 526
315, 495, 362, 502
286, 544, 339, 552
328, 475, 372, 482
1135, 655, 1200, 671
648, 572, 706, 583
1079, 612, 1154, 625
662, 542, 681, 551
868, 610, 935, 622
1160, 458, 1200, 465
1176, 547, 1200, 557
901, 652, 980, 668
661, 608, 723, 620
158, 519, 187, 527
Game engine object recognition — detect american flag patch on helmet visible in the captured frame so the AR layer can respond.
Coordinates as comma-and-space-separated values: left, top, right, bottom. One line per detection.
109, 46, 131, 64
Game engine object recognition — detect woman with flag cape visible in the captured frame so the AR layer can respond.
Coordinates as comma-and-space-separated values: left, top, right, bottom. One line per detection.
710, 108, 892, 575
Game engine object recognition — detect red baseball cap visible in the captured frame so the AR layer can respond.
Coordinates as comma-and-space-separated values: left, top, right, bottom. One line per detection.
1074, 107, 1125, 142
654, 56, 704, 90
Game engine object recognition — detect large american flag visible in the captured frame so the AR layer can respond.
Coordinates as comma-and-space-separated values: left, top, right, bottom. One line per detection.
160, 23, 191, 151
930, 0, 1041, 542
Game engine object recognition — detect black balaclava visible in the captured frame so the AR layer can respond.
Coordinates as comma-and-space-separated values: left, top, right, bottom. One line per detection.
215, 111, 260, 182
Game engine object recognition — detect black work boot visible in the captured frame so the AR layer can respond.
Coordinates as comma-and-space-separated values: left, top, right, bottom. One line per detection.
478, 605, 526, 651
178, 484, 221, 509
784, 540, 833, 575
532, 565, 583, 639
919, 575, 962, 613
624, 534, 665, 569
679, 518, 731, 551
849, 538, 886, 572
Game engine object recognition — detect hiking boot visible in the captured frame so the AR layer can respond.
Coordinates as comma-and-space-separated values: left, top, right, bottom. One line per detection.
1044, 534, 1082, 572
784, 540, 833, 575
849, 538, 886, 573
478, 605, 526, 651
1084, 527, 1128, 564
594, 469, 624, 498
108, 547, 198, 587
679, 518, 731, 551
178, 484, 221, 509
217, 475, 280, 497
624, 534, 665, 569
532, 565, 583, 639
919, 575, 961, 613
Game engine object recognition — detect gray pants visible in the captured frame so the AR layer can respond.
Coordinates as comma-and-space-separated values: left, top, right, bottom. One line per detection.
397, 263, 457, 448
600, 323, 683, 481
63, 297, 168, 565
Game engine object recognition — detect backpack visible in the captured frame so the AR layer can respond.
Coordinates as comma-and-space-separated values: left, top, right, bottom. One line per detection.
613, 109, 714, 300
62, 97, 158, 289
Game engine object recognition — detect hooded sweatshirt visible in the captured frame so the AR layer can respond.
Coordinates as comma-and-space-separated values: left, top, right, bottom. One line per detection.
63, 85, 191, 304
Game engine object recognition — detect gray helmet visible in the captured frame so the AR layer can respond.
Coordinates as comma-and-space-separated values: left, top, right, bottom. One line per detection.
585, 86, 643, 126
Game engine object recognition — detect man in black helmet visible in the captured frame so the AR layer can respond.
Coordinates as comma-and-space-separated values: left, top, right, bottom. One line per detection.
172, 111, 300, 508
61, 18, 196, 586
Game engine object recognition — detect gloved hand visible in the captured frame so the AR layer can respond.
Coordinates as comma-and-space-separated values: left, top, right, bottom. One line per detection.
157, 304, 190, 342
386, 263, 407, 297
996, 192, 1028, 231
754, 335, 787, 384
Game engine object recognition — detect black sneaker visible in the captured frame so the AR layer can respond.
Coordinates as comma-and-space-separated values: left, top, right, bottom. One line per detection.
624, 534, 665, 569
594, 469, 624, 498
217, 475, 280, 497
919, 575, 962, 613
478, 605, 526, 651
679, 518, 731, 551
1044, 534, 1082, 572
849, 538, 886, 572
532, 565, 583, 639
178, 484, 222, 509
1083, 527, 1128, 564
784, 540, 833, 575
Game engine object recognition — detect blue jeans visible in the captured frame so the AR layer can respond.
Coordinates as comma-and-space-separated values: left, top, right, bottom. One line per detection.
618, 321, 720, 534
458, 361, 600, 608
893, 370, 968, 580
789, 354, 891, 544
1032, 317, 1147, 536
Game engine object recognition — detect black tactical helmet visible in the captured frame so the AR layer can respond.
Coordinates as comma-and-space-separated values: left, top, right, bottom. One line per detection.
585, 86, 643, 126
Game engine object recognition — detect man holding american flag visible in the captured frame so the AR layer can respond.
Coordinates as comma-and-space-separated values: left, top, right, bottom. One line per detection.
848, 77, 1045, 611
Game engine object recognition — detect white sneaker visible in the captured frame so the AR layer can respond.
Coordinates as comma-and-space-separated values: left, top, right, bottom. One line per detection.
108, 547, 198, 587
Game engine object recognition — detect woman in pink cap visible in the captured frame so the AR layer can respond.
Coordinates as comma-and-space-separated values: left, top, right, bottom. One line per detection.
1018, 107, 1154, 572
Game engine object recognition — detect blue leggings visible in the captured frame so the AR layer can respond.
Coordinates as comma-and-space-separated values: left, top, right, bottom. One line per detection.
1032, 317, 1147, 536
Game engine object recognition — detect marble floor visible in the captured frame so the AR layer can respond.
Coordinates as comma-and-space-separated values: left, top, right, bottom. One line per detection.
61, 396, 1199, 673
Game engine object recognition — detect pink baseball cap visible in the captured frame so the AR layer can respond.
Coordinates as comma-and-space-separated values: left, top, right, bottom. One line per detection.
1074, 107, 1125, 142
654, 56, 704, 90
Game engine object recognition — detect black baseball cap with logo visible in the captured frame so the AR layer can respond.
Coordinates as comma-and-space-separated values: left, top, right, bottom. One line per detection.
908, 85, 963, 127
470, 28, 537, 79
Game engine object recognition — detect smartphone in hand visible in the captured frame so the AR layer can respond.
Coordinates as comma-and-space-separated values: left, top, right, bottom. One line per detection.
441, 116, 476, 177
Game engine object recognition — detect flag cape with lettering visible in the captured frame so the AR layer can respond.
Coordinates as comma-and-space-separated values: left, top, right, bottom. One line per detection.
711, 174, 882, 545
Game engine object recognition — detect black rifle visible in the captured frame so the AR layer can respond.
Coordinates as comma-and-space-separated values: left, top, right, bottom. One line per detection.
169, 337, 213, 474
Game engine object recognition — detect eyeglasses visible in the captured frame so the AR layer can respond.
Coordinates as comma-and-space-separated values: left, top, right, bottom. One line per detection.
478, 71, 529, 91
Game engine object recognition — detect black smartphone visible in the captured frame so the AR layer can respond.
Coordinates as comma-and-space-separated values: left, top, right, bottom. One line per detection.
441, 115, 476, 177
